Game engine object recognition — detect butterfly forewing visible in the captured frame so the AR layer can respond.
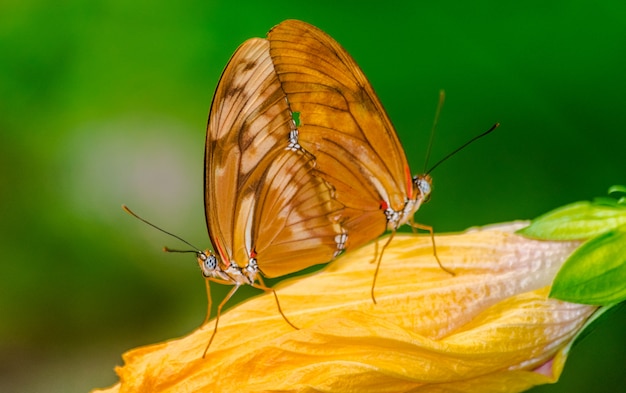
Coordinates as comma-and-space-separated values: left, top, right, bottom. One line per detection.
267, 20, 416, 248
205, 37, 345, 277
206, 38, 288, 264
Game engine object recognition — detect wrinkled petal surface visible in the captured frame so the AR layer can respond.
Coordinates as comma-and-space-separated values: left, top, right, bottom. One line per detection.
93, 223, 595, 393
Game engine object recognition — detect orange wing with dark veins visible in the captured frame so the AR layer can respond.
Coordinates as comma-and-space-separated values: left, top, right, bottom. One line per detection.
267, 20, 417, 249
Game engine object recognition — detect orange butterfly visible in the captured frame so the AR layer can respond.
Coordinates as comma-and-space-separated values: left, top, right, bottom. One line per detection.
269, 20, 431, 238
266, 20, 440, 300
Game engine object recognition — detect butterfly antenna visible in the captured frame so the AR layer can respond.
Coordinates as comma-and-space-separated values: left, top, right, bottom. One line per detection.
162, 247, 198, 254
423, 90, 446, 172
426, 122, 500, 175
122, 205, 200, 251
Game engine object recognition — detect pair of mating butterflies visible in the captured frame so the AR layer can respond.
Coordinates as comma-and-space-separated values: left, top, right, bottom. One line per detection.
192, 19, 437, 352
201, 19, 432, 284
127, 19, 492, 355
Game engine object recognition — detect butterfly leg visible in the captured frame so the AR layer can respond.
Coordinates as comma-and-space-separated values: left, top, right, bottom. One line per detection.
370, 230, 397, 305
203, 278, 212, 326
201, 276, 239, 326
253, 276, 299, 331
202, 282, 241, 358
409, 220, 455, 276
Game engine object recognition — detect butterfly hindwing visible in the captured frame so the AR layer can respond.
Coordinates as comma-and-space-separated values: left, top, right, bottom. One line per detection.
253, 149, 345, 277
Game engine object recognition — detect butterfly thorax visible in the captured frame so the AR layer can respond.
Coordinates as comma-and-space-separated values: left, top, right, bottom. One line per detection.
383, 174, 432, 231
239, 257, 259, 284
383, 200, 419, 231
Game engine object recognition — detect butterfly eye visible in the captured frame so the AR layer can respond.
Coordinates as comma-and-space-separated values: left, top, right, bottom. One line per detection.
414, 175, 432, 201
199, 253, 218, 277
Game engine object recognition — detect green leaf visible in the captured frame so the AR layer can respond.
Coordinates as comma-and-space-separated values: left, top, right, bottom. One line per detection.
608, 185, 626, 196
550, 224, 626, 305
608, 185, 626, 205
517, 201, 626, 240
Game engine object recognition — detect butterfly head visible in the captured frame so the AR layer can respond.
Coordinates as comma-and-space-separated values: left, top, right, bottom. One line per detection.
413, 174, 432, 203
197, 250, 220, 277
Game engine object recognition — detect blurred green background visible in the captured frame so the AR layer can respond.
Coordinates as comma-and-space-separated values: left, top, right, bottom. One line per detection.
1, 0, 625, 392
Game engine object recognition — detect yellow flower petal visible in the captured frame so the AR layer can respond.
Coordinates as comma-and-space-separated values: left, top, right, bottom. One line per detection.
93, 223, 596, 393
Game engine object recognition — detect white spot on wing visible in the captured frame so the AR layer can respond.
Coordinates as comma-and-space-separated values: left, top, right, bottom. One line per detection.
240, 194, 256, 257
